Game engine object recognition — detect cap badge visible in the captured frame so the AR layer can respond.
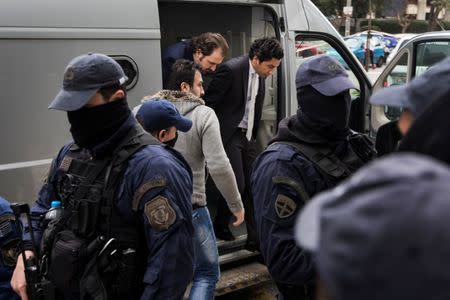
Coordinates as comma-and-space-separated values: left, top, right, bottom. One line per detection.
64, 67, 75, 81
328, 63, 339, 73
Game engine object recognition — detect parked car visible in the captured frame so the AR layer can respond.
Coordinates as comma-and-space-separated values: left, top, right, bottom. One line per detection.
295, 41, 324, 57
344, 36, 386, 67
386, 33, 417, 64
352, 30, 398, 54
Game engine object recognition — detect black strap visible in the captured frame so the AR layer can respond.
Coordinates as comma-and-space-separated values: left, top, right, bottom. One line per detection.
271, 141, 351, 180
100, 126, 160, 235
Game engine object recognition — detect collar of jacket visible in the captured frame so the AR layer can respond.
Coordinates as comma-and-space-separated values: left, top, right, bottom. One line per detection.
141, 90, 205, 105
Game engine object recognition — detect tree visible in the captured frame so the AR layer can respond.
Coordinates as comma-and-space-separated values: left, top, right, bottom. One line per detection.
428, 0, 449, 31
393, 0, 414, 33
397, 13, 414, 33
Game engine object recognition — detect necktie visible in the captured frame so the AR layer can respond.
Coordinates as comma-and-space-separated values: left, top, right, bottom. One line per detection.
246, 73, 258, 141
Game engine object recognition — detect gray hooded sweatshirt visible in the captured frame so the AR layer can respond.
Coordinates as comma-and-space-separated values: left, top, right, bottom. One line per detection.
139, 90, 243, 213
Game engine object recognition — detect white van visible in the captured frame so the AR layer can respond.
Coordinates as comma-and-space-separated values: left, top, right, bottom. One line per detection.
0, 0, 374, 205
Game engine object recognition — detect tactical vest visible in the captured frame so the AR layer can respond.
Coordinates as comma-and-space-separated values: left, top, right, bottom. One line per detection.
41, 125, 159, 300
274, 132, 376, 187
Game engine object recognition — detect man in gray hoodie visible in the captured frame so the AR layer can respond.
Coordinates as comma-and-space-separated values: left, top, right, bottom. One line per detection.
136, 59, 244, 300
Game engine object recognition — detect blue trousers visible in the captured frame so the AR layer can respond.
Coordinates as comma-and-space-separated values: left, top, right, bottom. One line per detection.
189, 207, 220, 300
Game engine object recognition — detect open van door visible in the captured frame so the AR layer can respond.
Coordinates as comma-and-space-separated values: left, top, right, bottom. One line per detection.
280, 0, 373, 133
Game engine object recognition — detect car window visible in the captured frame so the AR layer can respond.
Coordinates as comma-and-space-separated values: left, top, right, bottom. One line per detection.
345, 38, 361, 48
295, 37, 361, 101
415, 40, 450, 76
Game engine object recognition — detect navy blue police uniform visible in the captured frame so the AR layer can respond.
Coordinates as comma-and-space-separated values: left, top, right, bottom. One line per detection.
26, 115, 194, 300
251, 55, 376, 300
19, 53, 195, 300
0, 197, 20, 300
251, 143, 323, 298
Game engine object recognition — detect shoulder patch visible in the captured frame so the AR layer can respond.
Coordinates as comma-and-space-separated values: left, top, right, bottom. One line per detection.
59, 156, 73, 172
144, 195, 176, 231
275, 194, 297, 219
272, 176, 310, 202
132, 178, 167, 211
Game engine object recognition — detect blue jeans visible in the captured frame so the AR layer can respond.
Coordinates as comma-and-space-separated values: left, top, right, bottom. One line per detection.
189, 207, 220, 300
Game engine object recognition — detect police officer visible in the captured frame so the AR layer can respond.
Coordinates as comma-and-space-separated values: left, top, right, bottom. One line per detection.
251, 55, 376, 300
295, 154, 450, 300
0, 196, 19, 300
11, 53, 195, 300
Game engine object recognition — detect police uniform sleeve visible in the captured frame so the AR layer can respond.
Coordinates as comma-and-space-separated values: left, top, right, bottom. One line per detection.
127, 153, 194, 300
251, 147, 323, 285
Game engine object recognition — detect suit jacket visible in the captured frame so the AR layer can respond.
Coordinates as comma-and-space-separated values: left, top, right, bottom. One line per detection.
204, 55, 265, 144
161, 40, 193, 88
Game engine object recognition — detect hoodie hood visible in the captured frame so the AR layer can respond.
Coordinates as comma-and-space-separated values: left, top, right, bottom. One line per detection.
141, 90, 204, 116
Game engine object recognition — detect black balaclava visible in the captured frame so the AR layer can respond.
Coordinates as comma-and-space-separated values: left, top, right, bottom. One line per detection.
67, 98, 130, 149
271, 85, 351, 148
297, 85, 351, 142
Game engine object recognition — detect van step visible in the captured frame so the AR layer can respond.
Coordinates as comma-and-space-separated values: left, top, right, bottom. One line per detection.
219, 249, 258, 265
215, 262, 272, 296
217, 234, 247, 255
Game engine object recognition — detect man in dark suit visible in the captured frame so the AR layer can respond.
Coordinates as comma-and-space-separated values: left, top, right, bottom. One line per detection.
204, 37, 283, 249
161, 32, 229, 89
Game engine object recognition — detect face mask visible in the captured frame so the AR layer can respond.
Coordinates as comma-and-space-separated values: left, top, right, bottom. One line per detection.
164, 131, 178, 148
67, 98, 130, 149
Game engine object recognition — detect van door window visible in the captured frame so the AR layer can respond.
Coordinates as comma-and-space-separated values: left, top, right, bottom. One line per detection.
295, 35, 367, 132
295, 37, 361, 101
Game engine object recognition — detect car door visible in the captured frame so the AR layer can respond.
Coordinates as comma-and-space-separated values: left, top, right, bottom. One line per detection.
370, 33, 450, 135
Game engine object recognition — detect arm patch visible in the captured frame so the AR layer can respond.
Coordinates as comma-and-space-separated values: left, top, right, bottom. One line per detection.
275, 195, 297, 218
132, 178, 167, 211
144, 195, 176, 231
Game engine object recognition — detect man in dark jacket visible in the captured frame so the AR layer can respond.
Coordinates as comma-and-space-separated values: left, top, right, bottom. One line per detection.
11, 53, 194, 300
251, 55, 375, 300
204, 37, 283, 248
161, 32, 229, 89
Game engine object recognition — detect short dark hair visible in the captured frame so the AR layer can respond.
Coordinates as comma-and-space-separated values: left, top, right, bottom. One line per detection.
248, 37, 284, 62
98, 84, 126, 101
167, 59, 200, 91
191, 32, 229, 57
